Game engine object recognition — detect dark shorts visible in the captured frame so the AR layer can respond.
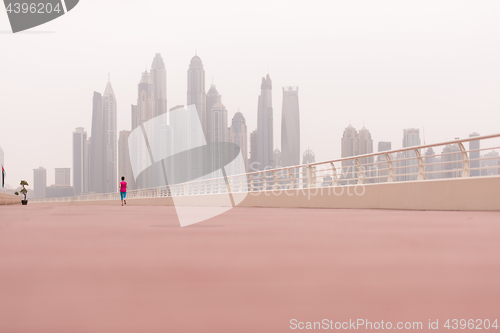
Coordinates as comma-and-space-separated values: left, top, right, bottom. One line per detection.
120, 191, 127, 200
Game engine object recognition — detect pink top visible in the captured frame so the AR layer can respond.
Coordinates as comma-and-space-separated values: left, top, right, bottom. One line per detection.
120, 181, 127, 192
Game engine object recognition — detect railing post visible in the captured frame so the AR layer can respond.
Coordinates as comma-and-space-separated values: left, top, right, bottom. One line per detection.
329, 162, 338, 186
261, 172, 267, 190
272, 171, 279, 190
287, 168, 295, 188
355, 159, 364, 185
306, 165, 316, 188
415, 149, 424, 180
385, 153, 394, 182
249, 176, 254, 192
458, 142, 470, 177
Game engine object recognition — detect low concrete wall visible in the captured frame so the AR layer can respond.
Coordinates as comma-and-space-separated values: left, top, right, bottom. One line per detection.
32, 176, 500, 211
0, 193, 22, 206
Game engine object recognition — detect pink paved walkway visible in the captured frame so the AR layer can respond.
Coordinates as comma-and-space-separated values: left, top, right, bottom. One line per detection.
0, 205, 499, 332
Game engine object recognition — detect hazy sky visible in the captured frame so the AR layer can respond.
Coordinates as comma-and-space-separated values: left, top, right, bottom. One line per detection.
1, 0, 499, 188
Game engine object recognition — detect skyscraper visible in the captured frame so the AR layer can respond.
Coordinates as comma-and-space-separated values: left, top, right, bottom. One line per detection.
134, 71, 155, 128
118, 130, 136, 190
187, 55, 206, 137
253, 74, 273, 171
377, 141, 392, 182
130, 71, 156, 189
55, 168, 71, 186
206, 83, 222, 143
33, 167, 47, 198
402, 128, 421, 181
89, 91, 106, 193
73, 127, 88, 195
150, 53, 167, 117
341, 125, 358, 181
229, 112, 248, 175
103, 77, 117, 193
469, 132, 480, 177
357, 126, 374, 167
281, 86, 300, 169
302, 148, 316, 187
209, 102, 229, 173
441, 143, 462, 178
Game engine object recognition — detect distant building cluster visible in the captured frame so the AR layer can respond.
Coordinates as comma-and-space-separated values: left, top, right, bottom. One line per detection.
66, 53, 305, 196
16, 53, 499, 198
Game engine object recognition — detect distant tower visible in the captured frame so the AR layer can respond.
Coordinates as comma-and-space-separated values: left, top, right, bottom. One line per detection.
187, 55, 206, 137
33, 167, 47, 198
424, 147, 439, 179
55, 168, 71, 186
469, 132, 480, 177
206, 83, 222, 143
341, 125, 359, 181
150, 53, 167, 117
302, 148, 315, 187
103, 77, 117, 193
255, 74, 273, 170
442, 144, 462, 178
402, 128, 421, 181
118, 130, 136, 190
281, 86, 300, 169
89, 91, 106, 193
377, 141, 392, 182
229, 112, 248, 175
134, 71, 155, 127
209, 102, 229, 173
249, 130, 258, 171
358, 127, 374, 165
73, 127, 88, 195
132, 71, 156, 189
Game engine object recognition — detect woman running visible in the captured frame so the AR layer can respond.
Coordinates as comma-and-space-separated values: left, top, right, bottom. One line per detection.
119, 176, 127, 206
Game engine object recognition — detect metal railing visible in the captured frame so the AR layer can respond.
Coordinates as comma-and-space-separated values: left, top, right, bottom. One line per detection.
32, 133, 500, 203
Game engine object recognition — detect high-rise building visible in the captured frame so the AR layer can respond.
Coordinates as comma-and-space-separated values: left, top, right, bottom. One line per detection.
118, 130, 136, 190
103, 77, 117, 193
249, 130, 258, 171
302, 148, 316, 187
206, 83, 222, 143
376, 141, 392, 182
469, 132, 480, 177
341, 125, 358, 181
402, 128, 421, 181
88, 77, 118, 194
481, 151, 500, 176
131, 71, 156, 189
209, 102, 229, 173
424, 147, 440, 179
134, 71, 155, 128
150, 53, 167, 117
281, 87, 300, 169
441, 143, 462, 178
187, 55, 206, 136
73, 127, 88, 195
358, 126, 376, 176
253, 74, 273, 171
55, 168, 71, 186
229, 112, 248, 175
33, 167, 47, 198
89, 91, 106, 193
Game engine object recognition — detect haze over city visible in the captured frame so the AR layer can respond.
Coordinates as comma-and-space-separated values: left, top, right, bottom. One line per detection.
1, 0, 499, 187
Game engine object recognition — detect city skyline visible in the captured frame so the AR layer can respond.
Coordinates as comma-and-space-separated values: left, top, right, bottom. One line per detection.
1, 1, 500, 187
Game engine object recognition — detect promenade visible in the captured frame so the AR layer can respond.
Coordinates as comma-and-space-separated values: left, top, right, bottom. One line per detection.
0, 205, 499, 332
